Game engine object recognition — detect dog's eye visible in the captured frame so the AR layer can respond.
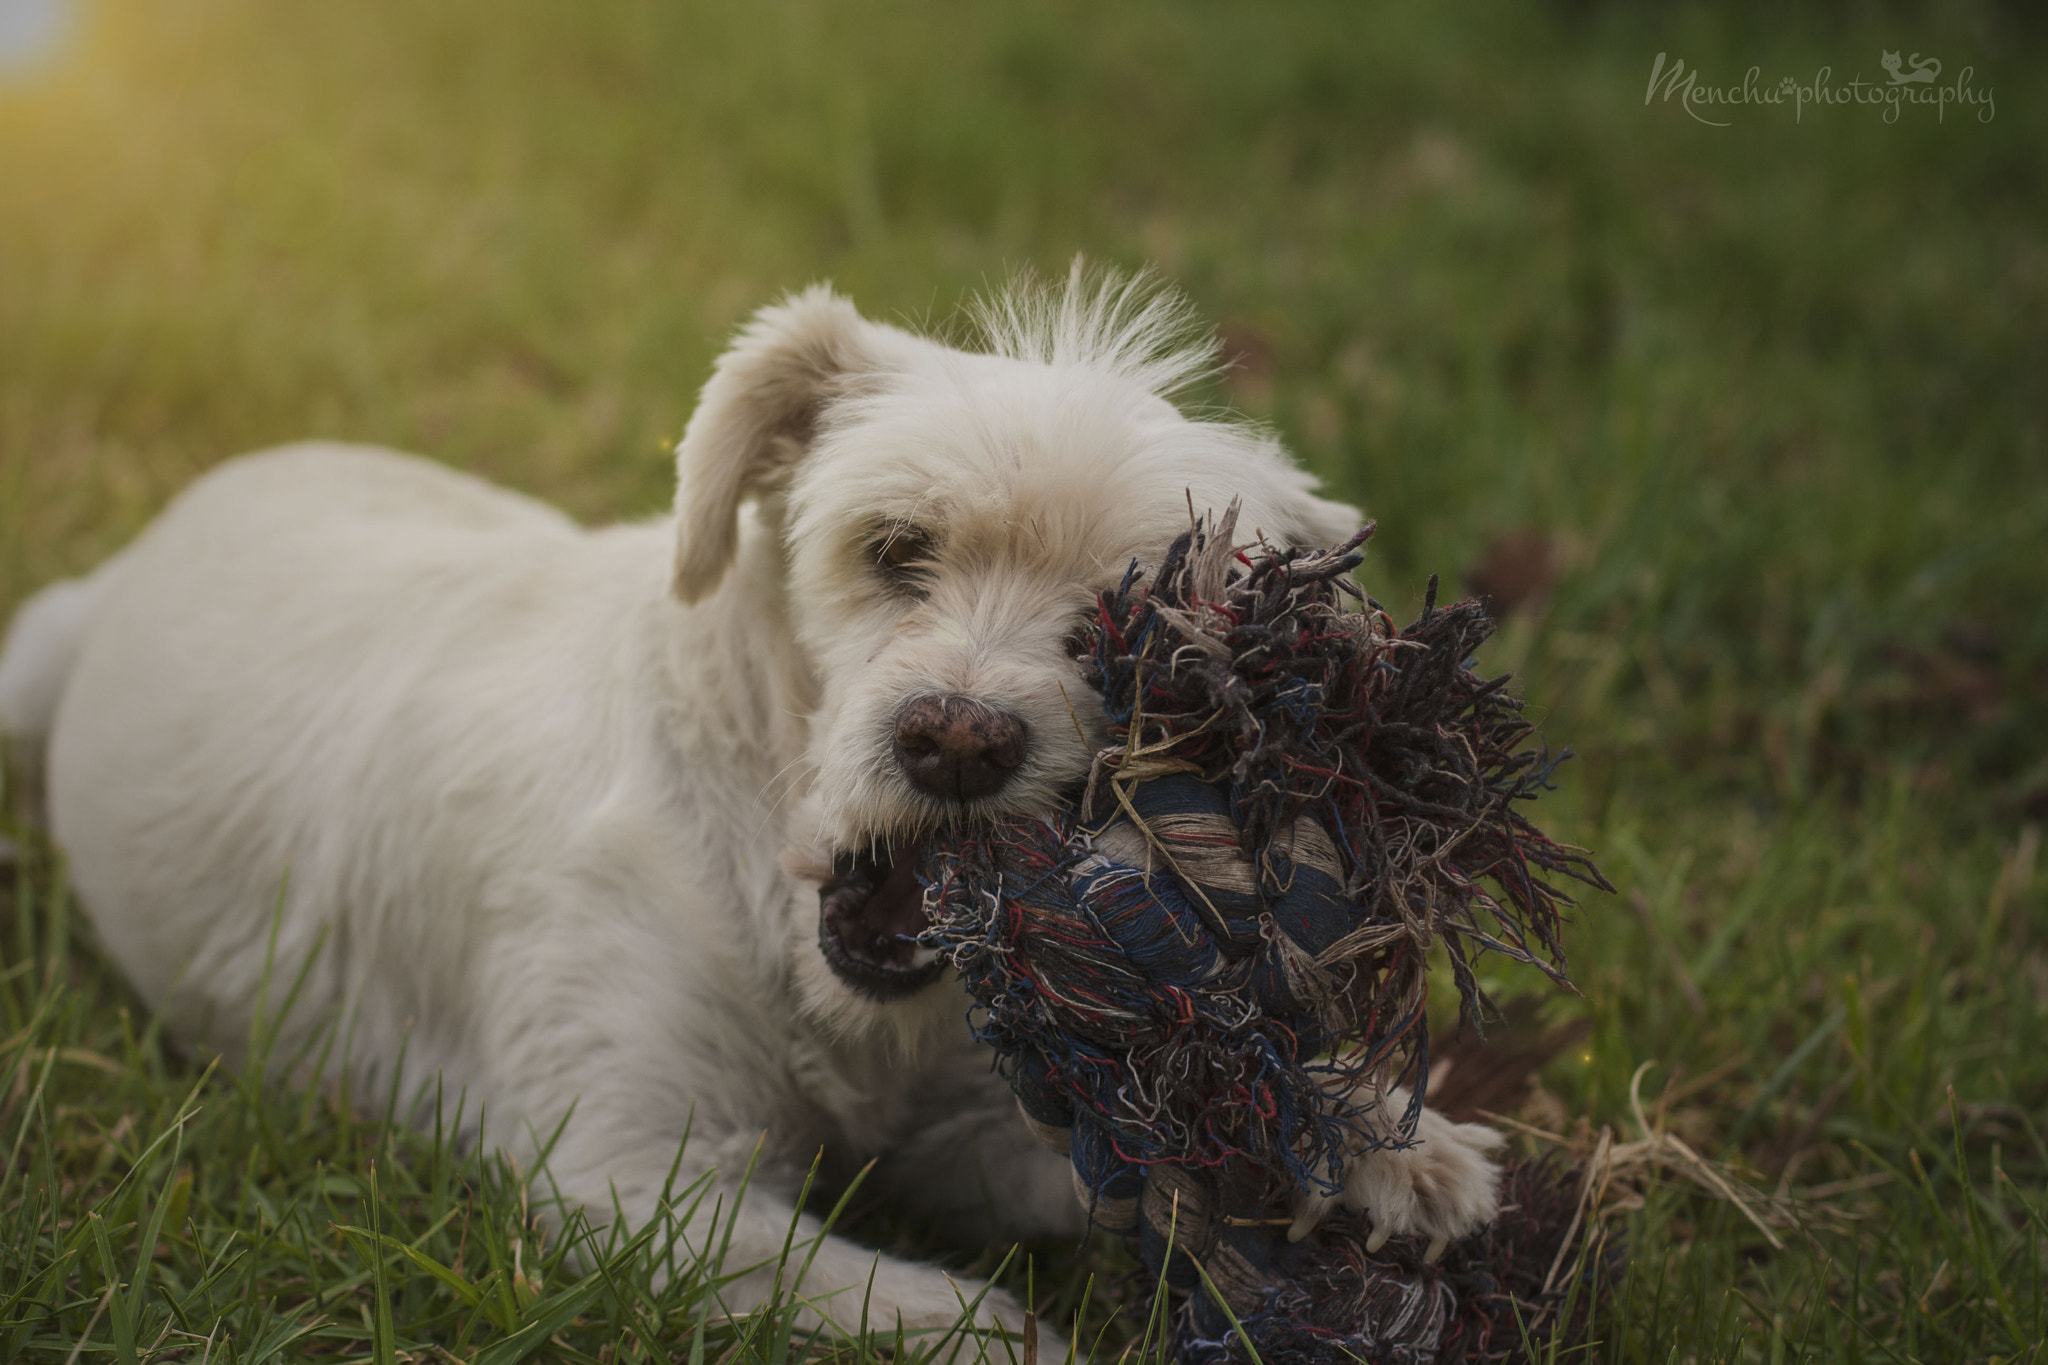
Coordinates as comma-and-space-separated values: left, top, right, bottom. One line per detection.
870, 527, 935, 586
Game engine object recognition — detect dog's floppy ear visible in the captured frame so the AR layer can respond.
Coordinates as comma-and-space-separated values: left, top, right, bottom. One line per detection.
672, 286, 880, 603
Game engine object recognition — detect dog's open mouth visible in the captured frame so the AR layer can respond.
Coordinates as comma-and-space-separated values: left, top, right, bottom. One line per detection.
817, 841, 945, 1000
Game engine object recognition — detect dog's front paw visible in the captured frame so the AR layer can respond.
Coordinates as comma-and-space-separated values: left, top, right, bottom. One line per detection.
1286, 1085, 1504, 1261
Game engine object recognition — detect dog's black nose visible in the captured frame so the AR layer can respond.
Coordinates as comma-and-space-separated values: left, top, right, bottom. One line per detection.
893, 695, 1027, 802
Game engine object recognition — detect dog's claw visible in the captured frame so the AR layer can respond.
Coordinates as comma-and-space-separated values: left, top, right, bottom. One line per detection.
1365, 1221, 1392, 1255
1424, 1234, 1449, 1263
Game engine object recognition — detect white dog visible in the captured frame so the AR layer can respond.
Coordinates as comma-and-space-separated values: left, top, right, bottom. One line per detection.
0, 272, 1501, 1346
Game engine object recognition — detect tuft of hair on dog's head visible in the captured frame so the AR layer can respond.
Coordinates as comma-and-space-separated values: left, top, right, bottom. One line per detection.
964, 259, 1223, 403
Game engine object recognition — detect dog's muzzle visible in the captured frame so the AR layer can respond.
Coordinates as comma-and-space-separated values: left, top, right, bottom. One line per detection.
817, 842, 944, 1000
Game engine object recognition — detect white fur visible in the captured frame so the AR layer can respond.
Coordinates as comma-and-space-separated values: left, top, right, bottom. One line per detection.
1286, 1086, 1506, 1260
0, 569, 111, 812
1, 270, 1497, 1344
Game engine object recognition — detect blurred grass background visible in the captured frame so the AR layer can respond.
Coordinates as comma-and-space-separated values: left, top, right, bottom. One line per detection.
2, 0, 2046, 1360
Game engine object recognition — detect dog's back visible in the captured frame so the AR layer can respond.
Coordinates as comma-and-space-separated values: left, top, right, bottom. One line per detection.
2, 445, 562, 791
14, 442, 610, 1061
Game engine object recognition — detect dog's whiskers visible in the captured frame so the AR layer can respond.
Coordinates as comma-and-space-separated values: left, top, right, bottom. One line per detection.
756, 753, 813, 804
745, 755, 823, 849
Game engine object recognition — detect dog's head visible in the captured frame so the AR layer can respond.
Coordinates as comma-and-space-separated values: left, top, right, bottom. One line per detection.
671, 269, 1359, 1037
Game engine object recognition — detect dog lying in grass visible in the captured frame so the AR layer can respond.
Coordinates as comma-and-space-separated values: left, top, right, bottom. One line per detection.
0, 270, 1502, 1346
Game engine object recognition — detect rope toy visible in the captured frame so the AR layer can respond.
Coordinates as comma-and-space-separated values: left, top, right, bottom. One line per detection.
917, 507, 1616, 1362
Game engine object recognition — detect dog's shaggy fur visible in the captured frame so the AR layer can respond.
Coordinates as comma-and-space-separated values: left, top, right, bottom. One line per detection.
0, 272, 1502, 1343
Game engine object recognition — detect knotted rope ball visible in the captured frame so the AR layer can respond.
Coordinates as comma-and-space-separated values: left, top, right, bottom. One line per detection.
917, 509, 1616, 1363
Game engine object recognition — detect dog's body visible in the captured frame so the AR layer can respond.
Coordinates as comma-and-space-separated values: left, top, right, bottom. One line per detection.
0, 277, 1502, 1342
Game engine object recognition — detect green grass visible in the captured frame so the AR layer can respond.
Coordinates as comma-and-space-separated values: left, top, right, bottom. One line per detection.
3, 0, 2045, 1359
